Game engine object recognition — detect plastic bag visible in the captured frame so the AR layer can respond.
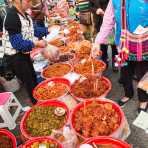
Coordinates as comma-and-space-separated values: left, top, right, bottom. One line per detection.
41, 44, 59, 62
138, 72, 148, 92
51, 126, 78, 148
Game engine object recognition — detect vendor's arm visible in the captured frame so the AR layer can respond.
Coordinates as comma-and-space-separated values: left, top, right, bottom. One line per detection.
95, 0, 115, 44
33, 23, 49, 38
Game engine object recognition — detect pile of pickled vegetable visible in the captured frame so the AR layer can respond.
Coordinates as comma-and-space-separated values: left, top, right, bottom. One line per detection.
42, 63, 71, 78
74, 59, 105, 76
26, 106, 66, 137
0, 134, 13, 148
24, 140, 60, 148
71, 77, 109, 98
74, 101, 120, 137
34, 82, 68, 100
92, 144, 114, 148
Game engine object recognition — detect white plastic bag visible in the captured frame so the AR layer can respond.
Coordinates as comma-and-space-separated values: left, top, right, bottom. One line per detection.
51, 126, 78, 148
41, 44, 59, 62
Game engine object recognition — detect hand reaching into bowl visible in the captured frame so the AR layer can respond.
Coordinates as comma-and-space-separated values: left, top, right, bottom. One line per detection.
41, 44, 60, 62
34, 40, 47, 48
91, 43, 102, 58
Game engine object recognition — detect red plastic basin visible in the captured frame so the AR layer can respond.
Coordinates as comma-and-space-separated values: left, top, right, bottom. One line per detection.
78, 136, 131, 148
71, 99, 125, 140
33, 77, 71, 101
70, 76, 112, 102
0, 129, 17, 148
20, 100, 70, 139
22, 137, 63, 148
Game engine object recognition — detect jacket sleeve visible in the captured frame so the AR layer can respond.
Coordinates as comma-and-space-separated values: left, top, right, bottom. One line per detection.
9, 33, 34, 52
34, 23, 48, 38
95, 0, 115, 44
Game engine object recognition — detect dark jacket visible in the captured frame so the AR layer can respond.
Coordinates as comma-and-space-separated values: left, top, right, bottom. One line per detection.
90, 0, 109, 32
90, 0, 109, 14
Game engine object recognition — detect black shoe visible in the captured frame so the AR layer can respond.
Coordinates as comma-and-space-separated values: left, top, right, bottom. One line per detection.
137, 107, 148, 114
112, 66, 118, 72
117, 98, 131, 107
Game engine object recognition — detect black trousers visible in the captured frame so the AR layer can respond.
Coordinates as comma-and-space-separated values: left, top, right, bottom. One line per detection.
100, 44, 118, 66
5, 53, 37, 104
120, 61, 148, 102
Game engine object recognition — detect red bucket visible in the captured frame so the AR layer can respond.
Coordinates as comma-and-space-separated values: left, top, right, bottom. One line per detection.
41, 63, 73, 79
33, 77, 71, 101
73, 59, 106, 77
20, 100, 70, 139
71, 99, 125, 140
78, 136, 131, 148
0, 129, 17, 148
70, 76, 112, 102
22, 137, 63, 148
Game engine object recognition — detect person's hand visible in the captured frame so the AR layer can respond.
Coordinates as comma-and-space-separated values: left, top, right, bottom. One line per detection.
41, 45, 60, 62
91, 43, 102, 58
96, 8, 104, 16
34, 40, 47, 48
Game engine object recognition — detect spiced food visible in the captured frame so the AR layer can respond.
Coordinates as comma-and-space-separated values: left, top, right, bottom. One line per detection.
71, 77, 109, 99
24, 140, 59, 148
93, 145, 114, 148
49, 39, 64, 47
0, 134, 13, 148
42, 63, 71, 78
34, 82, 68, 100
74, 101, 120, 137
26, 106, 66, 137
74, 59, 106, 76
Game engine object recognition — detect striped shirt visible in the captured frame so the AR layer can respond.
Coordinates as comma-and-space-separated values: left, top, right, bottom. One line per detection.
76, 0, 91, 12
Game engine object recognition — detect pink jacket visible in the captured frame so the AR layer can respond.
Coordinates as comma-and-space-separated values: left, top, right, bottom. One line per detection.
95, 0, 115, 44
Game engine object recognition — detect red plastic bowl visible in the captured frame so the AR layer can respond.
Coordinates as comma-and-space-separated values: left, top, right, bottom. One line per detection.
78, 136, 131, 148
33, 77, 71, 101
41, 63, 73, 79
73, 59, 106, 77
70, 76, 112, 102
0, 129, 17, 148
71, 99, 125, 140
20, 100, 70, 139
22, 137, 63, 148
